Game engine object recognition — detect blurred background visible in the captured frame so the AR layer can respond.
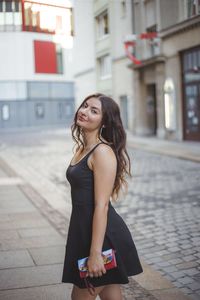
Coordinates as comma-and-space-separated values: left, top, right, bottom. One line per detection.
0, 1, 200, 300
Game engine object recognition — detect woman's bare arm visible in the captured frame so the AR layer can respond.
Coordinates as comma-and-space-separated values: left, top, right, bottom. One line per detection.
87, 144, 117, 277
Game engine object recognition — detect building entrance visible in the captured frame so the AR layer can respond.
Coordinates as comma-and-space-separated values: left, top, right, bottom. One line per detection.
182, 47, 200, 141
146, 84, 157, 135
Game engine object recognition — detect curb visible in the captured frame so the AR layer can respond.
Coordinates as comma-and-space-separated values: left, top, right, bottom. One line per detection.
126, 137, 200, 163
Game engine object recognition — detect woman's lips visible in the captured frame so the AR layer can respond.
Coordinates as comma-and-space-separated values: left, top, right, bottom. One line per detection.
78, 115, 87, 122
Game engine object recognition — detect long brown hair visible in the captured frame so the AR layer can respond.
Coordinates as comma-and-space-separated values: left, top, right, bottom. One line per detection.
71, 93, 131, 200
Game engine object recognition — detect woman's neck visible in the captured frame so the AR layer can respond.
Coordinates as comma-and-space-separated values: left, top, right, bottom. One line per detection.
82, 130, 100, 150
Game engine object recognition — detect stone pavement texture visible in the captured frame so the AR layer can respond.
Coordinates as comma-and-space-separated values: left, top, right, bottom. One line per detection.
0, 126, 199, 300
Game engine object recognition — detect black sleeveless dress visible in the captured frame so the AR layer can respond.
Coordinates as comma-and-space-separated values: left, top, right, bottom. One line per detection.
61, 142, 143, 288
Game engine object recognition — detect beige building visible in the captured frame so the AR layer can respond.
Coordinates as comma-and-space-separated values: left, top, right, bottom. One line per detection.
73, 0, 200, 141
130, 0, 200, 141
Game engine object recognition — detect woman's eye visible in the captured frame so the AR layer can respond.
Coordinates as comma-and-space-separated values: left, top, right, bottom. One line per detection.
91, 109, 97, 114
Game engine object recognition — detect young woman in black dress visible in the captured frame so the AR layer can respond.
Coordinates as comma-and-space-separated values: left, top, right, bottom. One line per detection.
62, 93, 143, 299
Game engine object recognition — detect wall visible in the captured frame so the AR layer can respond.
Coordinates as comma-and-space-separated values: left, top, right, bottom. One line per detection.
0, 32, 73, 82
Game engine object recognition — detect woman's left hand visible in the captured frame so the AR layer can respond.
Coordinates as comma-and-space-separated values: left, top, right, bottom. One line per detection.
87, 253, 106, 278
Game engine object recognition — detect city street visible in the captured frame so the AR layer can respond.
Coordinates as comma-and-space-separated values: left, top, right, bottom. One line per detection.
0, 127, 199, 300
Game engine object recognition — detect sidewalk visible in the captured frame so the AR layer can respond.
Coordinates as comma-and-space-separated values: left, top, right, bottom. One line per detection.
126, 131, 200, 163
0, 156, 191, 300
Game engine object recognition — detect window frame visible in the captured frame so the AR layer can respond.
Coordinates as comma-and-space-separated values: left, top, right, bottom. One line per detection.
98, 54, 112, 80
96, 10, 109, 40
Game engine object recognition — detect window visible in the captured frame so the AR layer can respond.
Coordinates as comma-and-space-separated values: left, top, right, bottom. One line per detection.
0, 1, 3, 12
99, 54, 112, 79
96, 10, 109, 39
121, 0, 126, 18
14, 1, 20, 12
146, 25, 159, 57
164, 78, 176, 131
2, 104, 10, 121
35, 103, 45, 119
187, 0, 200, 17
58, 102, 72, 118
183, 48, 200, 82
56, 44, 63, 74
0, 0, 22, 31
5, 0, 12, 12
22, 1, 73, 36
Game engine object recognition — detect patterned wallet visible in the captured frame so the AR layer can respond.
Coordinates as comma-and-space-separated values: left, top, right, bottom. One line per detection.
78, 248, 117, 278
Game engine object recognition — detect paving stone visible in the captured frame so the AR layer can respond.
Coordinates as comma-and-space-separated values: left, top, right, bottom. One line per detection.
185, 268, 200, 276
0, 264, 63, 289
195, 289, 200, 295
168, 247, 181, 253
0, 235, 65, 251
170, 271, 186, 279
179, 287, 193, 294
157, 261, 172, 267
0, 249, 34, 269
0, 230, 19, 240
0, 283, 72, 300
181, 249, 197, 256
187, 281, 200, 291
176, 262, 199, 270
178, 276, 195, 284
18, 227, 60, 238
180, 244, 193, 250
28, 245, 65, 265
188, 294, 200, 300
151, 287, 191, 300
0, 212, 50, 230
162, 266, 178, 272
168, 258, 183, 264
183, 255, 197, 262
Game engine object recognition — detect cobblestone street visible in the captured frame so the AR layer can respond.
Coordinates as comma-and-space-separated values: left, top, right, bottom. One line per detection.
0, 127, 199, 300
117, 150, 200, 299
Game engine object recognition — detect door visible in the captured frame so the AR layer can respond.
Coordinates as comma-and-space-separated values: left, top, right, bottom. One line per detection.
182, 46, 200, 141
146, 84, 157, 135
183, 83, 200, 141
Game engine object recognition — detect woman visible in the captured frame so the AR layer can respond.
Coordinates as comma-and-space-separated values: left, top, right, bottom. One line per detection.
62, 93, 143, 300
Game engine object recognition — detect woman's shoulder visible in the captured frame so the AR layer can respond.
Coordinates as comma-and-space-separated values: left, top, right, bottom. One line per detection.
93, 142, 116, 161
88, 142, 117, 171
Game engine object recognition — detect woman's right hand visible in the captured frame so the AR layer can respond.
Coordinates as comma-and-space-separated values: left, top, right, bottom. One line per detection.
87, 253, 106, 278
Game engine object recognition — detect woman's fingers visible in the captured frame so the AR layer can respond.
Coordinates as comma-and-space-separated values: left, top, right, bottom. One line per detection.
89, 268, 106, 278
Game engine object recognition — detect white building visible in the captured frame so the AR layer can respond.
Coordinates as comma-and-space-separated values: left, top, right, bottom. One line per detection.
0, 0, 74, 129
73, 0, 135, 130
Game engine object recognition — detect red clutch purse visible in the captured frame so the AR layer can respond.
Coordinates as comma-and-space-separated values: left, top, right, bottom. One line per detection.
77, 248, 117, 278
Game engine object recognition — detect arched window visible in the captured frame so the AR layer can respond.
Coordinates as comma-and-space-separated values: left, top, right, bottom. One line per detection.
2, 104, 10, 121
164, 78, 176, 131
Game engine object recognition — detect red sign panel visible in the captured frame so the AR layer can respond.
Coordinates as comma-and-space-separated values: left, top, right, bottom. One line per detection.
34, 40, 57, 74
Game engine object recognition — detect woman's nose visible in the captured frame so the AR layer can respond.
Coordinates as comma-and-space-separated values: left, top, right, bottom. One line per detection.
80, 107, 88, 115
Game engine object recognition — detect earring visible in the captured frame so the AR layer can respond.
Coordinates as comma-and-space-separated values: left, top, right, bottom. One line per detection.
99, 125, 105, 138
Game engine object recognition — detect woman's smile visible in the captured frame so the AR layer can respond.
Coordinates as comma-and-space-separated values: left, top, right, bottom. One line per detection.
78, 115, 87, 122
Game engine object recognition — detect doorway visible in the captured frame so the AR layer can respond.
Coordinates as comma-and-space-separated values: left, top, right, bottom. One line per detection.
182, 47, 200, 141
183, 83, 200, 141
146, 84, 157, 135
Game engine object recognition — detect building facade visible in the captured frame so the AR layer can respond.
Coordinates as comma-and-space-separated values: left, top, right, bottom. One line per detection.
0, 0, 74, 129
73, 0, 135, 130
130, 0, 200, 141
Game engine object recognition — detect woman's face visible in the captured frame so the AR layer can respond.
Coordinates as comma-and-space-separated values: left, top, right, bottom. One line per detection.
76, 97, 103, 132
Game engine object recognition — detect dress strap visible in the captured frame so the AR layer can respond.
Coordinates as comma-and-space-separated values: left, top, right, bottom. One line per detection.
87, 141, 110, 156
